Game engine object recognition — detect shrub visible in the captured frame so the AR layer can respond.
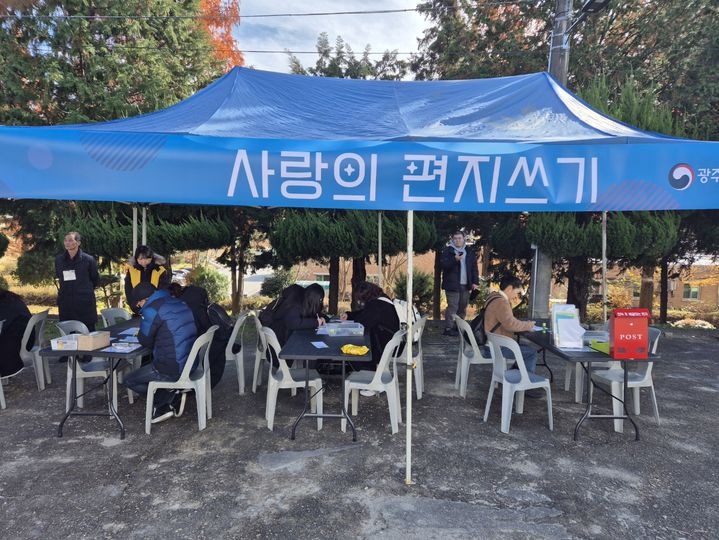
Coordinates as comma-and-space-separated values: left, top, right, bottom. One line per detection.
671, 318, 716, 330
186, 264, 229, 304
394, 271, 434, 314
240, 295, 274, 312
259, 269, 294, 298
0, 275, 8, 290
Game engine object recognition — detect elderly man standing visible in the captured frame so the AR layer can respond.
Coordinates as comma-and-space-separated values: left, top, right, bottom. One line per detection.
441, 230, 479, 336
55, 231, 99, 332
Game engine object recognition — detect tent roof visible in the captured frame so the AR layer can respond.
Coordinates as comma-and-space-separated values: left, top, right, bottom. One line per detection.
51, 67, 666, 143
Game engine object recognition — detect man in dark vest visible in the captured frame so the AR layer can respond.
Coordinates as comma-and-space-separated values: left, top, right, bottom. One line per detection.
440, 230, 479, 336
55, 231, 99, 331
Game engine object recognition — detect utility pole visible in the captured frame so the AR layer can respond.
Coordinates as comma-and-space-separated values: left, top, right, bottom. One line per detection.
529, 0, 572, 320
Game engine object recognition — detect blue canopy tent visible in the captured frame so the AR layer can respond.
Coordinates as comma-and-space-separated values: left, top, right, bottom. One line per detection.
1, 67, 717, 482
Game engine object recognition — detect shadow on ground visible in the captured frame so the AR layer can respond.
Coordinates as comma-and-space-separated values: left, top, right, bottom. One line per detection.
1, 324, 718, 539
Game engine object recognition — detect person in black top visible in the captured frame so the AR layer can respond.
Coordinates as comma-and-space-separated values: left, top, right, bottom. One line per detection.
167, 282, 211, 333
0, 289, 32, 377
269, 283, 326, 347
440, 230, 479, 336
55, 231, 99, 331
342, 281, 400, 368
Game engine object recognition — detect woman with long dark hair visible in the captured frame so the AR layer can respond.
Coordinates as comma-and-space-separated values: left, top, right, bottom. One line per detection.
0, 289, 32, 377
342, 281, 400, 368
268, 283, 326, 346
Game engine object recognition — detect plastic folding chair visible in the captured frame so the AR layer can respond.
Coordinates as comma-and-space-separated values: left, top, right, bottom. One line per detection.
590, 327, 661, 433
225, 312, 249, 395
453, 315, 494, 398
262, 327, 323, 431
100, 307, 131, 327
145, 325, 218, 434
342, 329, 406, 435
485, 332, 553, 434
19, 310, 50, 391
249, 312, 269, 393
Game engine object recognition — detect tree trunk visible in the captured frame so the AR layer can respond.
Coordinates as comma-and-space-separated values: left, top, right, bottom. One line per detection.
566, 256, 592, 320
432, 250, 442, 320
351, 257, 367, 310
480, 245, 491, 279
659, 257, 669, 324
328, 256, 340, 315
639, 264, 656, 318
229, 244, 239, 314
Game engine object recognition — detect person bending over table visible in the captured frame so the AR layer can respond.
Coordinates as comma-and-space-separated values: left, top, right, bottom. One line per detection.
341, 281, 400, 369
268, 283, 326, 347
0, 288, 32, 378
123, 283, 197, 423
482, 274, 541, 397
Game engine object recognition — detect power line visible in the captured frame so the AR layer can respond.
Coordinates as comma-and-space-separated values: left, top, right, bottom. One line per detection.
0, 2, 538, 21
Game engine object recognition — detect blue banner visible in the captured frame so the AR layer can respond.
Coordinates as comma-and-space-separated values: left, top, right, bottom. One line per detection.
1, 127, 717, 212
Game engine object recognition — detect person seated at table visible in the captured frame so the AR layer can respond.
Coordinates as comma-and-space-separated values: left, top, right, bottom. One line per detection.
123, 283, 197, 423
341, 281, 400, 369
0, 288, 32, 378
167, 282, 211, 333
124, 245, 171, 315
268, 283, 326, 347
482, 274, 541, 397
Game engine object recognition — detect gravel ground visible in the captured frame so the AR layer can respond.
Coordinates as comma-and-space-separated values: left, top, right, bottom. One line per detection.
1, 323, 717, 539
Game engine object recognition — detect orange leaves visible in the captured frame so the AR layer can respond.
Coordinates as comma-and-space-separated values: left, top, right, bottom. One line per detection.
199, 0, 244, 71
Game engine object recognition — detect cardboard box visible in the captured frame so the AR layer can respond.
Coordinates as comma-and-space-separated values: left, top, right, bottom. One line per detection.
76, 331, 111, 351
610, 309, 650, 359
51, 335, 78, 351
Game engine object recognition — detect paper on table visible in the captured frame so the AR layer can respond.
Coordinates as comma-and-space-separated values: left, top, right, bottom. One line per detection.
118, 327, 139, 336
315, 326, 329, 335
118, 336, 139, 343
532, 325, 543, 332
311, 341, 329, 349
556, 316, 585, 349
102, 343, 142, 354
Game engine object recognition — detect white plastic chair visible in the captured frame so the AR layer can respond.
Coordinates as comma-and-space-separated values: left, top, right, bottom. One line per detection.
144, 325, 218, 435
590, 327, 661, 433
262, 327, 323, 431
342, 329, 406, 435
57, 320, 118, 412
20, 310, 50, 391
101, 307, 131, 327
453, 315, 494, 398
249, 312, 269, 393
412, 315, 428, 400
225, 312, 249, 395
485, 332, 553, 433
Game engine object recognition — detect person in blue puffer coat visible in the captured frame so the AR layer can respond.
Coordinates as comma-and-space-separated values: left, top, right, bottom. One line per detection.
123, 283, 197, 422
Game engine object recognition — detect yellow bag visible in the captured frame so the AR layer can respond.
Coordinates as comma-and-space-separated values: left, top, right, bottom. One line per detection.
340, 344, 369, 356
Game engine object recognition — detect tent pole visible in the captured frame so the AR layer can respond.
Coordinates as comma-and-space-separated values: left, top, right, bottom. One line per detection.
141, 206, 147, 245
378, 211, 383, 288
132, 206, 138, 253
602, 211, 608, 323
405, 210, 414, 485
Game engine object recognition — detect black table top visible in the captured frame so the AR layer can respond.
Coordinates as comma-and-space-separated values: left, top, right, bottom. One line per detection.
40, 318, 150, 359
279, 329, 372, 363
522, 331, 659, 363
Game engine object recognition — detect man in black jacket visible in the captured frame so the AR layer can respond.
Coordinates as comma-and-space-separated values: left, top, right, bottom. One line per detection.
55, 231, 99, 331
440, 231, 479, 336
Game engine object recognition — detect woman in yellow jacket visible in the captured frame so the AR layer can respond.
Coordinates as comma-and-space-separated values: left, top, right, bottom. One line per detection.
124, 245, 171, 314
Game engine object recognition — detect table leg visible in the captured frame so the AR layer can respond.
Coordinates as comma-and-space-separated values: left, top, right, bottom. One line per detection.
622, 361, 640, 441
57, 355, 77, 437
537, 347, 553, 383
290, 359, 312, 440
340, 359, 357, 442
107, 359, 125, 440
574, 360, 593, 440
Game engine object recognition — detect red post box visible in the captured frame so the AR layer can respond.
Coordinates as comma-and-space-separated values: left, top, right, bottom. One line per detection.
609, 308, 650, 359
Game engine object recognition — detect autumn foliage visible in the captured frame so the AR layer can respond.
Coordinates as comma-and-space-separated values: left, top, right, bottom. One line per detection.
200, 0, 244, 70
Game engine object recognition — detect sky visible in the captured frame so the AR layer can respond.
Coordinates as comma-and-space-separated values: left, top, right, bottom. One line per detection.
235, 0, 430, 74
